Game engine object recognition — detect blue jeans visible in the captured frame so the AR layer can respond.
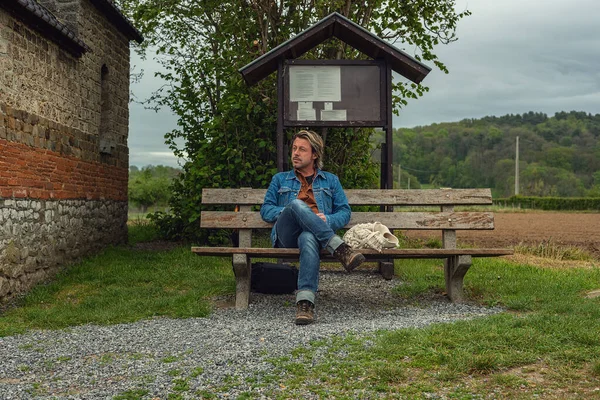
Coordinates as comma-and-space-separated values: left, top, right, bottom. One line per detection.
274, 200, 343, 304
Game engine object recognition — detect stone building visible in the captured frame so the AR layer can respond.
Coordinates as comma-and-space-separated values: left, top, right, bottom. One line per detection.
0, 0, 143, 302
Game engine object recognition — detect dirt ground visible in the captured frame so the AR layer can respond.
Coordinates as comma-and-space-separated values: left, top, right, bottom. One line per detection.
405, 212, 600, 259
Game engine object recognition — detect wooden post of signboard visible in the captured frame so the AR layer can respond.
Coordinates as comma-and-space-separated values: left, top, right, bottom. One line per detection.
277, 60, 285, 171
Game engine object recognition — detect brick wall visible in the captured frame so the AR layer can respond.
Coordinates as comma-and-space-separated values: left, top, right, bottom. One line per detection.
0, 1, 134, 303
0, 105, 128, 200
0, 138, 128, 200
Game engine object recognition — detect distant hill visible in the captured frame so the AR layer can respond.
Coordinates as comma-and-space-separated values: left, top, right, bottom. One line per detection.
373, 111, 600, 197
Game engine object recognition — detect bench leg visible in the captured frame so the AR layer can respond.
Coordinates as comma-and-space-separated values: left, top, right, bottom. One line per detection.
378, 260, 394, 280
444, 255, 472, 302
232, 254, 251, 310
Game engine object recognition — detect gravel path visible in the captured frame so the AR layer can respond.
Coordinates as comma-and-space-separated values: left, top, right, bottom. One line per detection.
0, 270, 503, 399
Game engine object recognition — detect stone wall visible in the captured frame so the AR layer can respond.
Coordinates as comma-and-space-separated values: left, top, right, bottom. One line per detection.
0, 1, 133, 303
0, 199, 127, 299
0, 1, 131, 162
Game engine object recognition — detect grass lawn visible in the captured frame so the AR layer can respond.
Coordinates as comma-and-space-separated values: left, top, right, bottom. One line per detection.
1, 223, 600, 398
0, 224, 234, 337
264, 257, 600, 398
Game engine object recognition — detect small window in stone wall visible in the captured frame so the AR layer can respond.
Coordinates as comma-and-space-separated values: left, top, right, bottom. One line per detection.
99, 64, 115, 155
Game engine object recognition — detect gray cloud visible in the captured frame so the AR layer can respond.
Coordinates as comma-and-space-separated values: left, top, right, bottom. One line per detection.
128, 51, 182, 168
128, 0, 600, 166
396, 0, 600, 126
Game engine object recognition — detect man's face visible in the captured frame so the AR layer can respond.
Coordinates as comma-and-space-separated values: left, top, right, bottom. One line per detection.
291, 137, 317, 171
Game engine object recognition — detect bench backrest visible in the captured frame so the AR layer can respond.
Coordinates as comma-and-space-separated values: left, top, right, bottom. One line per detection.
200, 188, 495, 231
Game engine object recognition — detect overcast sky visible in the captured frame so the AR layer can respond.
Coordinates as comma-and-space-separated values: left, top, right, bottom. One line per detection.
128, 0, 600, 168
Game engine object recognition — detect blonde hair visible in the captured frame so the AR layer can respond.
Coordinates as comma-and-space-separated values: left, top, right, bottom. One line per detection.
292, 130, 324, 169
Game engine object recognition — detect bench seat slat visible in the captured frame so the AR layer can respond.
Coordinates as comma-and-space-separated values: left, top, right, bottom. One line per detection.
202, 188, 492, 206
200, 211, 495, 230
192, 247, 513, 258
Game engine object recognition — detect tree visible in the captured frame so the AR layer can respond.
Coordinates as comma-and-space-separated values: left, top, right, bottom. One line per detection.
588, 171, 600, 197
128, 165, 180, 212
520, 163, 586, 197
493, 158, 517, 198
117, 0, 471, 240
542, 146, 574, 170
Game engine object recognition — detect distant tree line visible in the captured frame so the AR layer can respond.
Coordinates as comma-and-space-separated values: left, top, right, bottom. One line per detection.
128, 165, 181, 212
376, 111, 600, 197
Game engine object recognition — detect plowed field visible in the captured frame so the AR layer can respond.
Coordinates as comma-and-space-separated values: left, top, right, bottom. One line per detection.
405, 212, 600, 259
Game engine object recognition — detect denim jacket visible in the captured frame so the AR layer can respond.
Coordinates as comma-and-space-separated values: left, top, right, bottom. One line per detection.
260, 169, 351, 245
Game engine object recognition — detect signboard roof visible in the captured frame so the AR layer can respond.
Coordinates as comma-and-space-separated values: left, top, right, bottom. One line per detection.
239, 12, 431, 86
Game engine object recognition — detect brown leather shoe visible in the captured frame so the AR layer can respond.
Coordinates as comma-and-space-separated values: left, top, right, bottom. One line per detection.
333, 243, 365, 272
295, 300, 315, 325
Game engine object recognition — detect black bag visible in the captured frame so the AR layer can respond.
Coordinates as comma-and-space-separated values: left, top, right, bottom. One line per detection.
251, 262, 298, 294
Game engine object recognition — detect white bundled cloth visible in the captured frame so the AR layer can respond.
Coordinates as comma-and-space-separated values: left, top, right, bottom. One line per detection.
342, 222, 399, 252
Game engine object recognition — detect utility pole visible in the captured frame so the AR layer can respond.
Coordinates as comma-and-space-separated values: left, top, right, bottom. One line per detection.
515, 136, 520, 195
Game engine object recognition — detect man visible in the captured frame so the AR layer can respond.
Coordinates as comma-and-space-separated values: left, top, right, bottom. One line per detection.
260, 130, 365, 325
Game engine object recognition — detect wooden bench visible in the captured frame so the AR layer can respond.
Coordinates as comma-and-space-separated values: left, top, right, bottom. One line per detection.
192, 188, 513, 309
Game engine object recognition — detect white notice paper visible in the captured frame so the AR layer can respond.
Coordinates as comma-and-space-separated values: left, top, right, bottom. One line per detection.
298, 101, 313, 109
290, 66, 341, 102
324, 102, 333, 110
315, 68, 341, 101
321, 109, 347, 121
290, 68, 315, 101
297, 108, 316, 121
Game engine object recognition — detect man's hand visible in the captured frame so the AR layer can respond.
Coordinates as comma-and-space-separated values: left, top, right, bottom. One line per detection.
316, 213, 327, 223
